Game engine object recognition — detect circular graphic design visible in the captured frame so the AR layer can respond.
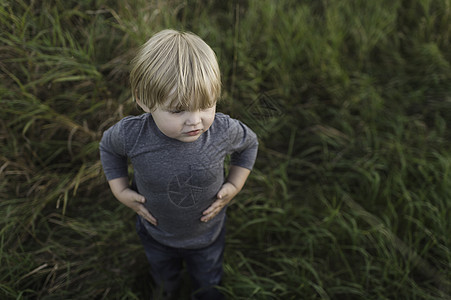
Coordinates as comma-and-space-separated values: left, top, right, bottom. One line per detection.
167, 166, 218, 208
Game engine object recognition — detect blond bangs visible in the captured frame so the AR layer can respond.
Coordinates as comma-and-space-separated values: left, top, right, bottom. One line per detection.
130, 29, 221, 111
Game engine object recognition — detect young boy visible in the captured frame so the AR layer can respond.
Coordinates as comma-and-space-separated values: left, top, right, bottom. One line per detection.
99, 29, 258, 299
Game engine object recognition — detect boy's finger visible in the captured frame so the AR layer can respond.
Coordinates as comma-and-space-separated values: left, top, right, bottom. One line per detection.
202, 207, 213, 215
201, 202, 226, 221
136, 196, 146, 203
201, 208, 214, 220
201, 211, 216, 222
202, 200, 221, 215
137, 205, 157, 225
144, 212, 157, 225
148, 217, 157, 226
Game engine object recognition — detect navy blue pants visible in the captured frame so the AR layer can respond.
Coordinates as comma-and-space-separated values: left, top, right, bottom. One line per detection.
136, 217, 225, 300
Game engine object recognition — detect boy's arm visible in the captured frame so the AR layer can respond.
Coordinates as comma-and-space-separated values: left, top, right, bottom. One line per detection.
108, 177, 157, 226
201, 165, 251, 222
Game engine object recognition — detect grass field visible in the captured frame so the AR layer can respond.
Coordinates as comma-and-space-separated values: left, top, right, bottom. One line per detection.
1, 0, 450, 299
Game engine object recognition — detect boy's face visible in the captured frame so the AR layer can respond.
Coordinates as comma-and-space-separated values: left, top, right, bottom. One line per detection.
138, 99, 216, 142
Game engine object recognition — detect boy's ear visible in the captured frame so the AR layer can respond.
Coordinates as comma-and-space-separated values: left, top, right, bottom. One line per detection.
135, 97, 151, 113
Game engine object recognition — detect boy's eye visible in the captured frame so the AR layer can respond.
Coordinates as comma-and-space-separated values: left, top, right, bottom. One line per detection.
169, 109, 184, 114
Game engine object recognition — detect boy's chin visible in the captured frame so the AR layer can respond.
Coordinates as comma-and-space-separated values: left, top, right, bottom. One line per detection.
174, 134, 203, 143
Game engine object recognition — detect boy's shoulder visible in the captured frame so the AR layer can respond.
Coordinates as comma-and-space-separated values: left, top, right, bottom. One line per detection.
213, 112, 229, 122
213, 112, 249, 132
214, 112, 238, 126
118, 113, 151, 124
107, 114, 154, 142
211, 112, 233, 133
115, 113, 152, 130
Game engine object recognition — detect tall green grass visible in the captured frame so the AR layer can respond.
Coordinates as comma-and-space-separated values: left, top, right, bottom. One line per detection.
1, 0, 450, 299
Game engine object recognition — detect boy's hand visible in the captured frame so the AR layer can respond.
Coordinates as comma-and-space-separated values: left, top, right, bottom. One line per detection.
108, 177, 157, 226
201, 166, 251, 223
121, 189, 158, 226
201, 182, 239, 222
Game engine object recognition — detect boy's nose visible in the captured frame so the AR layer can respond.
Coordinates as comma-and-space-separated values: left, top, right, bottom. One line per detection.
185, 111, 201, 126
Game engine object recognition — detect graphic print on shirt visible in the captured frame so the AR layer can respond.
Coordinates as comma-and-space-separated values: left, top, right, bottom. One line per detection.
167, 163, 221, 208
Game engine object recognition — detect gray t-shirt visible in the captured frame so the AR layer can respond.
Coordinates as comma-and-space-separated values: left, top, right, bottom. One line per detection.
99, 113, 258, 249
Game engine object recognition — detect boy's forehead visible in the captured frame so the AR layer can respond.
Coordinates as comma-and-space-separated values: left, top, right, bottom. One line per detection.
159, 92, 216, 110
155, 85, 218, 111
163, 88, 188, 109
162, 97, 186, 109
156, 97, 188, 111
164, 100, 215, 109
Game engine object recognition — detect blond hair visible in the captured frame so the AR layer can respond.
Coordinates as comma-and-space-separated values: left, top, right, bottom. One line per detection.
130, 29, 221, 111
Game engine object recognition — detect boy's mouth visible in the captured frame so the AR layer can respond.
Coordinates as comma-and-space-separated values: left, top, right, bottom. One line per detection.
186, 129, 201, 136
